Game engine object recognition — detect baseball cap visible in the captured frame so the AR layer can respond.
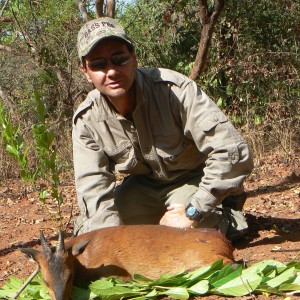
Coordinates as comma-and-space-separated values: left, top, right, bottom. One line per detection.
77, 17, 133, 62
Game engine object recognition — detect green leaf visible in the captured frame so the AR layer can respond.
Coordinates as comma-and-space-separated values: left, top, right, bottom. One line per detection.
133, 273, 153, 283
287, 261, 300, 270
0, 281, 18, 299
0, 274, 50, 300
226, 84, 233, 96
90, 286, 141, 300
279, 283, 300, 292
130, 288, 158, 300
6, 144, 19, 157
263, 269, 277, 280
150, 271, 187, 287
188, 279, 209, 295
290, 271, 300, 284
245, 260, 287, 277
89, 279, 114, 290
20, 169, 32, 182
254, 115, 262, 125
184, 265, 211, 281
213, 270, 262, 296
255, 283, 284, 296
184, 259, 223, 284
265, 267, 296, 288
57, 193, 64, 206
210, 264, 243, 288
143, 289, 158, 298
39, 189, 48, 203
72, 285, 97, 300
164, 287, 189, 299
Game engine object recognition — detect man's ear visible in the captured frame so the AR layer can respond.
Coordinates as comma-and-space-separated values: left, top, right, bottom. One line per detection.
79, 63, 93, 83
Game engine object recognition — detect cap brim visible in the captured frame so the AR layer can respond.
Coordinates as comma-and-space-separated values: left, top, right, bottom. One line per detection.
81, 36, 133, 62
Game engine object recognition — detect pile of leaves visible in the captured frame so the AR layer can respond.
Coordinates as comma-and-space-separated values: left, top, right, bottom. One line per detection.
1, 259, 300, 299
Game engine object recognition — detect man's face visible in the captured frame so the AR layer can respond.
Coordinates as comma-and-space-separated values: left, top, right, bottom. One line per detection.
81, 39, 137, 101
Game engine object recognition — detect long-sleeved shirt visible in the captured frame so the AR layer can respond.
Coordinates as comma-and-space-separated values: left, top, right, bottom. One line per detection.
72, 68, 253, 231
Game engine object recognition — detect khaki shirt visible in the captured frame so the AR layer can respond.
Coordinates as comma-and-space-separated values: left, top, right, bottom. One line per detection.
73, 68, 253, 229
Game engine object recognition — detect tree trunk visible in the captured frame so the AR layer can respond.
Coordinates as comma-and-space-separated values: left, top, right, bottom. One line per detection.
106, 0, 115, 18
189, 0, 225, 80
95, 0, 104, 17
78, 1, 90, 23
95, 0, 115, 18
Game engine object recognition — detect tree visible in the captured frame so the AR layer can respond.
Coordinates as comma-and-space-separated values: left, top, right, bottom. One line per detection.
189, 0, 224, 80
0, 1, 82, 111
120, 0, 224, 80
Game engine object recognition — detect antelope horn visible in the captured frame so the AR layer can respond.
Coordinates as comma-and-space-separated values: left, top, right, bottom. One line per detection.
56, 229, 65, 255
40, 231, 51, 257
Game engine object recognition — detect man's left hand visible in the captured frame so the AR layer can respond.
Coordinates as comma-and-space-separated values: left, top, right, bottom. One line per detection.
159, 203, 196, 228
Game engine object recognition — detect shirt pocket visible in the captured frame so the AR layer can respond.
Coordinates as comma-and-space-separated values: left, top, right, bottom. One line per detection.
197, 111, 228, 133
153, 126, 182, 158
195, 111, 232, 148
105, 141, 150, 174
105, 141, 133, 164
154, 129, 203, 171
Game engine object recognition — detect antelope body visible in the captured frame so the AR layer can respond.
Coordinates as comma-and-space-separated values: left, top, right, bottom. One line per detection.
21, 225, 234, 300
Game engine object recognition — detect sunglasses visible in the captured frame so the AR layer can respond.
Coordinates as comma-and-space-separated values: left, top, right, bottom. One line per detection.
87, 54, 131, 71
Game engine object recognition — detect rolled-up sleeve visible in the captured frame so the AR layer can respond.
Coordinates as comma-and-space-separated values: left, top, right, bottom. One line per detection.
178, 81, 254, 215
72, 117, 122, 232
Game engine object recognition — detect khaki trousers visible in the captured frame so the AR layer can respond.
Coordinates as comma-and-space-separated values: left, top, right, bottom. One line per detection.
114, 173, 248, 240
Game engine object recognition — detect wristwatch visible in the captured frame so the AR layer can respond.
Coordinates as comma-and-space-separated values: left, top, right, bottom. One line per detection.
185, 203, 204, 222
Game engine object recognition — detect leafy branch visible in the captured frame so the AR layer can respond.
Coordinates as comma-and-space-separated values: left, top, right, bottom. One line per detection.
1, 259, 300, 299
0, 100, 34, 182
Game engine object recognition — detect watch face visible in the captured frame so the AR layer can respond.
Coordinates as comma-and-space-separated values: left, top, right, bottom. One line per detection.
185, 204, 204, 222
186, 206, 197, 217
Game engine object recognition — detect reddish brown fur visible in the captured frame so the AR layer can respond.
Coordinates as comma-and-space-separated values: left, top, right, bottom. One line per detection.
66, 225, 234, 281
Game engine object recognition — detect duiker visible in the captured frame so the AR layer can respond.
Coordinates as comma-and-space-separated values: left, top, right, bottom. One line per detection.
21, 225, 234, 300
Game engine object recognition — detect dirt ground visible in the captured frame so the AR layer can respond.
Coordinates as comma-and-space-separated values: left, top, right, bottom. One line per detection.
0, 151, 299, 299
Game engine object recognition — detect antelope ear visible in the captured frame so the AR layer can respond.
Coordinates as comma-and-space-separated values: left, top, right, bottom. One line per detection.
19, 248, 40, 262
70, 240, 89, 256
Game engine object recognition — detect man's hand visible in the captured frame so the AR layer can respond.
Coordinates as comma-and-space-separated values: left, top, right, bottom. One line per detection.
159, 203, 196, 228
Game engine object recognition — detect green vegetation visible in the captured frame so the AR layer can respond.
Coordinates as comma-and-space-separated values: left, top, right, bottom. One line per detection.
1, 259, 300, 299
0, 92, 64, 226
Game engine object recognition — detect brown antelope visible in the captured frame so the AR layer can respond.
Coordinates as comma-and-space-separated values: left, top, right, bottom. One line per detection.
20, 225, 234, 300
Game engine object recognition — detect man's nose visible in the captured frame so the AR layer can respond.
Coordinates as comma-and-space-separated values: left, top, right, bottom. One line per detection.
106, 64, 118, 76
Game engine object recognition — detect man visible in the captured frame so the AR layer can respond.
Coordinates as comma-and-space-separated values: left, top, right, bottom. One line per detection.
73, 17, 253, 240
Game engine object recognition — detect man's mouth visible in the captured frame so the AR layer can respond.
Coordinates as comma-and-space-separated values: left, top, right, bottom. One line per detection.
106, 81, 122, 88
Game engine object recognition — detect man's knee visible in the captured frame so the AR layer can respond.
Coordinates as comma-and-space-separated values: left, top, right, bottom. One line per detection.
114, 179, 164, 224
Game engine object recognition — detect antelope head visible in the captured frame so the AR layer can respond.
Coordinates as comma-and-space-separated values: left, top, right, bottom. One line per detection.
20, 230, 84, 300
